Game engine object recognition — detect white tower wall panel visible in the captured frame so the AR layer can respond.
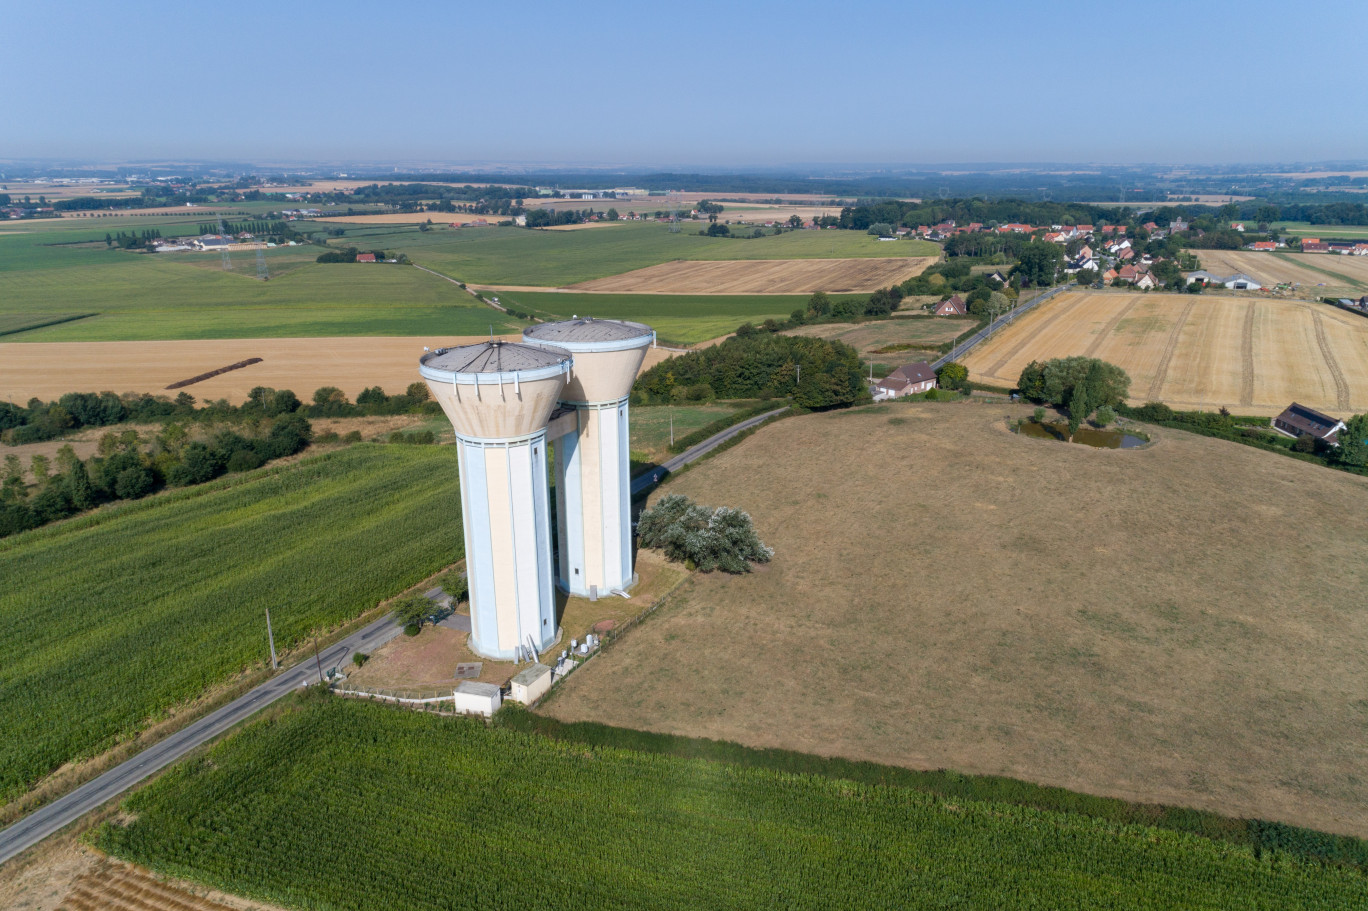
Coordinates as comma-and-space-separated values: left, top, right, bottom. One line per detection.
555, 399, 633, 596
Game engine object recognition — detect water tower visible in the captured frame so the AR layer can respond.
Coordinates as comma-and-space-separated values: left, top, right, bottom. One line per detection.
523, 318, 655, 598
419, 341, 572, 661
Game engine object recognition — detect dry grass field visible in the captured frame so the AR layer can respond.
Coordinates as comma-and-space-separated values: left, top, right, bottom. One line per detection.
546, 405, 1368, 836
1196, 250, 1368, 293
782, 317, 966, 359
569, 257, 934, 294
0, 336, 675, 403
961, 290, 1368, 415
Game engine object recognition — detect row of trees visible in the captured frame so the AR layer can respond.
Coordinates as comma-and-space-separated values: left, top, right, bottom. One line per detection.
0, 413, 313, 538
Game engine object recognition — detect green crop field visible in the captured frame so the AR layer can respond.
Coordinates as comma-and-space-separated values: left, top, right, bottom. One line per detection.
0, 445, 462, 802
490, 290, 865, 345
323, 220, 941, 287
97, 697, 1368, 910
1270, 222, 1368, 239
0, 223, 519, 341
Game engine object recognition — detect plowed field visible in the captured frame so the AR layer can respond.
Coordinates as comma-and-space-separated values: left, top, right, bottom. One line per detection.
961, 290, 1368, 415
569, 257, 934, 294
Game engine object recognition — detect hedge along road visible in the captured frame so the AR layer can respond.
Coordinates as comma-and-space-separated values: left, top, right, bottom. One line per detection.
0, 612, 400, 868
931, 282, 1074, 370
0, 409, 788, 868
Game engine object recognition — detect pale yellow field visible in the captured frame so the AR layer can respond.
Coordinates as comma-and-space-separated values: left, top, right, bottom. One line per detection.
1196, 250, 1368, 292
569, 257, 934, 295
962, 290, 1368, 415
0, 336, 674, 404
313, 211, 502, 225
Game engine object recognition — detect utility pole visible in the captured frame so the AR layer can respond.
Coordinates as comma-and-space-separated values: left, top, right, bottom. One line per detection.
265, 608, 278, 669
668, 405, 674, 447
313, 636, 324, 684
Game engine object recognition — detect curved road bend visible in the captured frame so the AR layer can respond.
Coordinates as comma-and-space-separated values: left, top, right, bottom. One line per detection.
0, 613, 401, 867
631, 407, 789, 496
1, 408, 788, 866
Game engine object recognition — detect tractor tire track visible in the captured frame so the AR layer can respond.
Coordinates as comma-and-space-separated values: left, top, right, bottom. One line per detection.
1146, 297, 1198, 401
1312, 309, 1351, 410
1239, 302, 1256, 407
1083, 295, 1142, 358
983, 291, 1086, 378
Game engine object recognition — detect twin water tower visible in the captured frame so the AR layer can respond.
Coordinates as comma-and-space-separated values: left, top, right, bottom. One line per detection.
419, 318, 654, 661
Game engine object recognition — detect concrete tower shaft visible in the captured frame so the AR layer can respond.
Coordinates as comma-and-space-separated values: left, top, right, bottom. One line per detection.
419, 342, 572, 661
524, 319, 655, 598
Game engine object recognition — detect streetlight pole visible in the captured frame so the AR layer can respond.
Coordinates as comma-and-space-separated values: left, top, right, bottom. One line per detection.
265, 608, 278, 670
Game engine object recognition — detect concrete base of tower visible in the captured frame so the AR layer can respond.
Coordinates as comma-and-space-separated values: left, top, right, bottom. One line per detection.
469, 624, 562, 662
556, 572, 639, 600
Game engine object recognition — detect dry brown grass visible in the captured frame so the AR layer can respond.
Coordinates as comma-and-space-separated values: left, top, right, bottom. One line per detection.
961, 290, 1368, 415
545, 404, 1368, 837
0, 835, 291, 911
782, 317, 966, 359
569, 257, 935, 295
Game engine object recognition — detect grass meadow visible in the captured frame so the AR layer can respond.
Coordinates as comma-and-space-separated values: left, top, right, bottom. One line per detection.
0, 444, 463, 803
96, 696, 1368, 910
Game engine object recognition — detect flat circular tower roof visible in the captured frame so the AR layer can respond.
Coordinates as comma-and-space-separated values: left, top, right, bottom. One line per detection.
419, 341, 571, 384
524, 317, 654, 352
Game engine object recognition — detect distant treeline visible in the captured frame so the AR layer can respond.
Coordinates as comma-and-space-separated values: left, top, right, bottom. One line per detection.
634, 334, 868, 410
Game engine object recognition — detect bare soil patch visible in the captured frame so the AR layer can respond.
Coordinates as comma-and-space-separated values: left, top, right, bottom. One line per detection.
570, 257, 935, 295
962, 290, 1368, 415
546, 404, 1368, 837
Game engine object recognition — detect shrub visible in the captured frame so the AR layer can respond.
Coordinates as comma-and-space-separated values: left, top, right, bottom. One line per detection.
1094, 406, 1115, 428
1292, 434, 1317, 453
343, 430, 363, 443
114, 466, 155, 500
637, 494, 773, 574
392, 594, 430, 631
226, 449, 264, 473
1033, 407, 1046, 423
352, 652, 369, 668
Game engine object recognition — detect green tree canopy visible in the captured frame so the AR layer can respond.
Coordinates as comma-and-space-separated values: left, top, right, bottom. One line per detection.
1017, 357, 1130, 408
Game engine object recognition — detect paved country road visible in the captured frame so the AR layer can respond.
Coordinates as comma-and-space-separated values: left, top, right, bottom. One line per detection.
1, 406, 788, 868
0, 613, 401, 867
931, 282, 1074, 370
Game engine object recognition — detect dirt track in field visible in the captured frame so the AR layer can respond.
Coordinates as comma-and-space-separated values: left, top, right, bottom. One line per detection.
545, 405, 1368, 837
568, 257, 935, 294
962, 290, 1368, 415
0, 337, 674, 403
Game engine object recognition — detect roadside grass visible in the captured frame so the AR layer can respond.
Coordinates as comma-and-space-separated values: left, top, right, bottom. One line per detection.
0, 444, 463, 803
629, 403, 746, 470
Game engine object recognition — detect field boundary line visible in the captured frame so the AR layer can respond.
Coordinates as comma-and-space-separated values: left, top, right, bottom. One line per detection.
1083, 295, 1142, 358
1311, 309, 1352, 410
411, 263, 508, 312
1240, 302, 1256, 406
982, 289, 1084, 378
1145, 297, 1198, 401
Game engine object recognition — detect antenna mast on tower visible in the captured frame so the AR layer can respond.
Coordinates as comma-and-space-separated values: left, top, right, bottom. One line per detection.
218, 217, 232, 272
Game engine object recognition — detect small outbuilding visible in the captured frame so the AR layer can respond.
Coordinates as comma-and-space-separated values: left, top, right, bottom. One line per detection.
355, 253, 377, 263
1272, 402, 1346, 447
453, 680, 502, 716
509, 663, 553, 705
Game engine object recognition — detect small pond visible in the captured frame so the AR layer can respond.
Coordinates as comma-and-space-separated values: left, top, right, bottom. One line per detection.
1016, 420, 1147, 449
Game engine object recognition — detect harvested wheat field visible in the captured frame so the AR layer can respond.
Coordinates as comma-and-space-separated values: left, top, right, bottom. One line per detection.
546, 404, 1368, 836
1196, 250, 1368, 293
569, 257, 934, 295
961, 290, 1368, 415
0, 336, 675, 404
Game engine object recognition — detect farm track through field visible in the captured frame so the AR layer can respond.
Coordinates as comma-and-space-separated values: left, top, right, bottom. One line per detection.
1240, 302, 1256, 406
1083, 296, 1142, 358
1312, 310, 1352, 410
1146, 297, 1198, 400
984, 292, 1091, 377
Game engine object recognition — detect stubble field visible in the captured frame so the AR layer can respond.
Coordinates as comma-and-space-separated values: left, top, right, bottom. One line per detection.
568, 256, 935, 294
782, 316, 968, 359
961, 290, 1368, 415
1197, 250, 1368, 295
545, 405, 1368, 837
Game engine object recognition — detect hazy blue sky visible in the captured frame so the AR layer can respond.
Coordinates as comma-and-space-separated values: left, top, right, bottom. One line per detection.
3, 0, 1365, 166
